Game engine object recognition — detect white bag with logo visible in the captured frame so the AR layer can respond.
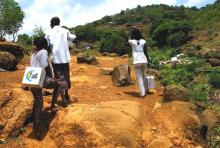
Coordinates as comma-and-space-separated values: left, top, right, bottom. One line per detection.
22, 67, 46, 88
146, 76, 155, 89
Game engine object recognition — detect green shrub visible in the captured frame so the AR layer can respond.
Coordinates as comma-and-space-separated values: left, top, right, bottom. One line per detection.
98, 30, 127, 55
187, 82, 211, 105
74, 24, 98, 43
151, 20, 192, 47
160, 66, 193, 86
209, 72, 220, 89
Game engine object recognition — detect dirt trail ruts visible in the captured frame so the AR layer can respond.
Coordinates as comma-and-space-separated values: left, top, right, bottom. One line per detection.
0, 56, 206, 147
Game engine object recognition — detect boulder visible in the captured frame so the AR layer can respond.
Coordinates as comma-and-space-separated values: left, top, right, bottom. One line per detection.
102, 52, 110, 56
164, 85, 188, 102
77, 53, 98, 65
0, 88, 33, 139
121, 54, 129, 59
142, 101, 205, 147
100, 68, 113, 75
0, 42, 24, 59
207, 58, 220, 67
86, 56, 98, 65
77, 53, 88, 63
111, 64, 131, 87
108, 53, 118, 57
198, 48, 220, 59
212, 48, 220, 59
50, 101, 144, 147
0, 51, 18, 71
198, 48, 212, 58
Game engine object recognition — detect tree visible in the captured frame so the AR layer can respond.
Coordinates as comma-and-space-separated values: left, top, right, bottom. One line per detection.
0, 0, 24, 38
151, 20, 192, 47
99, 30, 128, 55
32, 25, 45, 39
17, 33, 32, 45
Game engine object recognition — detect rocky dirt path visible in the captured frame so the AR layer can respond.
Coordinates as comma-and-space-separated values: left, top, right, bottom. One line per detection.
0, 56, 216, 147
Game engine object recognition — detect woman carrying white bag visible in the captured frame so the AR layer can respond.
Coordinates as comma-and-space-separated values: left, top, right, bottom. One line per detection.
128, 28, 150, 98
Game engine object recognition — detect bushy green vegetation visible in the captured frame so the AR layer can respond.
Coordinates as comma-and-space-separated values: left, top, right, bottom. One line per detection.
151, 20, 192, 47
209, 71, 220, 88
0, 0, 24, 40
72, 1, 220, 54
98, 30, 127, 55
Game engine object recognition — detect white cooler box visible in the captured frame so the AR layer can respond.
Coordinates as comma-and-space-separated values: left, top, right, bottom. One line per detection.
146, 76, 155, 89
22, 67, 46, 88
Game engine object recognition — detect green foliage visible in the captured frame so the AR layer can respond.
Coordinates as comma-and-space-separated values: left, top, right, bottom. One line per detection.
151, 20, 192, 47
17, 34, 32, 45
74, 24, 97, 43
148, 48, 167, 69
32, 26, 45, 39
16, 34, 33, 54
160, 66, 193, 86
0, 0, 24, 38
209, 72, 220, 88
187, 82, 211, 105
98, 30, 127, 55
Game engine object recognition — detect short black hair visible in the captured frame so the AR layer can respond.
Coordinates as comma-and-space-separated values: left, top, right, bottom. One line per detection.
33, 37, 48, 50
50, 17, 60, 28
130, 29, 143, 40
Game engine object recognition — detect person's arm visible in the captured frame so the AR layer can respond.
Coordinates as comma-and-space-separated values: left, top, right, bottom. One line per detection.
144, 44, 150, 63
67, 30, 76, 42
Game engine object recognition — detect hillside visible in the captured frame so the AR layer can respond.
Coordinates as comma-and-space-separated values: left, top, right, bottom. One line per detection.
72, 1, 220, 52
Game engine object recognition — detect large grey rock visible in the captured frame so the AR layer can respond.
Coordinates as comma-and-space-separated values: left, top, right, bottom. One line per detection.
0, 42, 24, 59
198, 48, 220, 59
121, 54, 129, 59
0, 51, 18, 71
86, 56, 98, 65
77, 53, 88, 63
111, 64, 131, 87
50, 101, 144, 147
0, 88, 33, 139
164, 85, 188, 102
77, 53, 98, 65
207, 58, 220, 67
108, 53, 118, 57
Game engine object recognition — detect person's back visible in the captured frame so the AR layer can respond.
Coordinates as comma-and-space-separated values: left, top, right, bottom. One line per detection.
129, 39, 147, 65
46, 26, 74, 63
30, 49, 49, 68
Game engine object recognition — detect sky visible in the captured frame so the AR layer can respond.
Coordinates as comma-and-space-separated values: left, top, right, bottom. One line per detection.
14, 0, 216, 35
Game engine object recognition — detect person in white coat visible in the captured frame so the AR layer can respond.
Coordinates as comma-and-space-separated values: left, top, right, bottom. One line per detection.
45, 17, 76, 107
128, 29, 150, 97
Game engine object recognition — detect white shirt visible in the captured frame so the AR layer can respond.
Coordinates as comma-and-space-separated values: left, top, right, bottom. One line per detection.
129, 39, 148, 65
30, 49, 48, 68
45, 26, 76, 64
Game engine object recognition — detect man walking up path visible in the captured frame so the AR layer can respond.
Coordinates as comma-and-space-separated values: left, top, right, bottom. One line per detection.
45, 17, 76, 108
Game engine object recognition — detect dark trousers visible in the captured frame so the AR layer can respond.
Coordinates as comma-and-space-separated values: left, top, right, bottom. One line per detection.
31, 77, 59, 126
52, 63, 71, 89
51, 63, 71, 107
31, 88, 43, 126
